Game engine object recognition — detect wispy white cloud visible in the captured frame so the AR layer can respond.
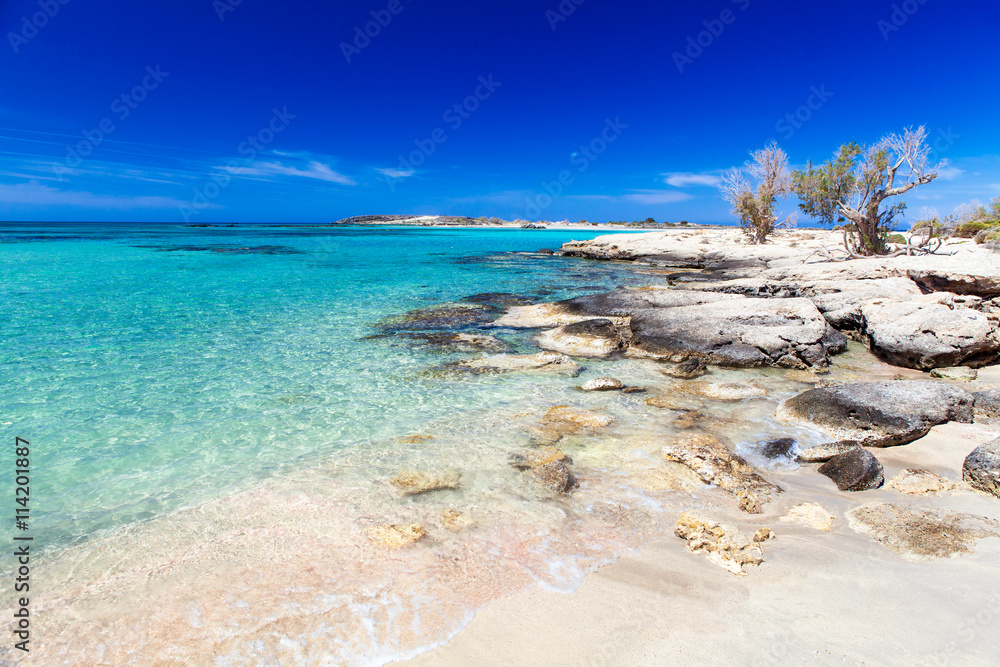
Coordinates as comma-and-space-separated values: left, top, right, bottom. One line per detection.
225, 158, 356, 185
662, 171, 722, 188
376, 167, 416, 179
0, 181, 206, 209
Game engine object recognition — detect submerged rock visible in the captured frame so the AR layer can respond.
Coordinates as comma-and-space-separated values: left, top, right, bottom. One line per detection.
680, 381, 768, 401
887, 469, 958, 495
847, 503, 1000, 561
543, 406, 616, 429
457, 351, 582, 375
818, 449, 885, 491
629, 297, 845, 368
396, 434, 435, 444
580, 377, 624, 392
377, 302, 496, 333
780, 502, 835, 531
399, 332, 511, 352
963, 438, 1000, 498
645, 394, 700, 410
529, 407, 613, 445
674, 512, 765, 576
389, 470, 461, 496
776, 381, 975, 447
440, 509, 474, 532
662, 434, 782, 513
759, 438, 796, 460
860, 295, 1000, 370
930, 366, 978, 381
796, 440, 861, 463
671, 410, 708, 430
536, 318, 625, 358
662, 358, 708, 379
509, 447, 578, 494
367, 523, 427, 548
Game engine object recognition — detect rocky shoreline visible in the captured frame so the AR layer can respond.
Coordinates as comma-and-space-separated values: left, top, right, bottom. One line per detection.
396, 226, 1000, 665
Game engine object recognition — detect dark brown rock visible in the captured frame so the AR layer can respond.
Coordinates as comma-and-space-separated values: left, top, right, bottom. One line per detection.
819, 449, 885, 491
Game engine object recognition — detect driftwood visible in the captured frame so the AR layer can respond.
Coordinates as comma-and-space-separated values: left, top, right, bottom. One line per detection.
803, 226, 951, 264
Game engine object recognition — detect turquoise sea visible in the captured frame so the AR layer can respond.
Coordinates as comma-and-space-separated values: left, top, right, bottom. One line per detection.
3, 224, 649, 544
1, 223, 841, 664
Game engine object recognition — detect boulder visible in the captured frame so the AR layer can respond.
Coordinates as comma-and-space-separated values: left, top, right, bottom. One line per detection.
818, 449, 885, 491
930, 366, 979, 381
457, 351, 581, 375
629, 298, 846, 368
662, 434, 782, 513
685, 277, 924, 331
860, 294, 1000, 369
974, 389, 1000, 418
490, 288, 740, 328
847, 503, 1000, 561
536, 319, 625, 358
776, 381, 975, 447
662, 358, 708, 379
963, 438, 1000, 498
561, 288, 742, 317
796, 440, 862, 463
389, 470, 461, 496
673, 512, 766, 576
887, 469, 958, 495
580, 377, 623, 391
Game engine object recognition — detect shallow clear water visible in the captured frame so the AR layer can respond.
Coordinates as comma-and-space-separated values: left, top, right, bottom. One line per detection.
2, 223, 660, 546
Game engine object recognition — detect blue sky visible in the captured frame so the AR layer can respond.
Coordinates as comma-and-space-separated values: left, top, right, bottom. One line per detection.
1, 0, 998, 224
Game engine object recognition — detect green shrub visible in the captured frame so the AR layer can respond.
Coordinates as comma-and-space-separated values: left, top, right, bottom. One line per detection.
887, 233, 907, 245
954, 221, 1000, 238
975, 229, 1000, 244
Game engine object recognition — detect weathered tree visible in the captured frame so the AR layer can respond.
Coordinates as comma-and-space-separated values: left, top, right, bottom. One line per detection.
720, 142, 794, 244
793, 126, 942, 256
